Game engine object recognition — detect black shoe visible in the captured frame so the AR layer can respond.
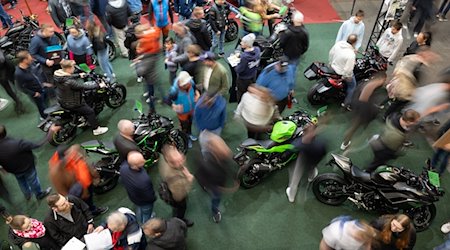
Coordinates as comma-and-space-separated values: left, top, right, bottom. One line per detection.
183, 218, 194, 227
92, 207, 109, 217
36, 187, 52, 200
212, 211, 221, 223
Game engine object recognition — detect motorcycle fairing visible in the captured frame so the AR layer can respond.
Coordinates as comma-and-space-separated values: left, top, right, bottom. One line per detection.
317, 85, 331, 93
379, 189, 427, 206
393, 182, 426, 197
350, 166, 371, 182
81, 140, 117, 154
330, 153, 351, 172
247, 143, 294, 153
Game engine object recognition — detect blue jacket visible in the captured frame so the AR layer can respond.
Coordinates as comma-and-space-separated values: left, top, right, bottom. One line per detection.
127, 0, 142, 13
173, 0, 204, 18
29, 31, 61, 64
235, 47, 260, 80
168, 79, 196, 114
67, 30, 93, 56
149, 0, 170, 28
194, 94, 226, 131
256, 62, 295, 101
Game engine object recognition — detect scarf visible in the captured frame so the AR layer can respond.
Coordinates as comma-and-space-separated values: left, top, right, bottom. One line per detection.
13, 219, 46, 239
112, 231, 124, 250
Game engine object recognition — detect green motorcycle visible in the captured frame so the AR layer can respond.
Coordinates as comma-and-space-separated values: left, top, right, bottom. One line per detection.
234, 109, 320, 188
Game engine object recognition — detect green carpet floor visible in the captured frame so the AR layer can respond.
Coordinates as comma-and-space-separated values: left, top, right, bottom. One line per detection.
1, 23, 449, 249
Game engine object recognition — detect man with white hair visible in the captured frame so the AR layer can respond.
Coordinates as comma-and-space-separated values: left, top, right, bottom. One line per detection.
94, 207, 147, 249
234, 33, 261, 102
279, 10, 309, 66
114, 119, 139, 162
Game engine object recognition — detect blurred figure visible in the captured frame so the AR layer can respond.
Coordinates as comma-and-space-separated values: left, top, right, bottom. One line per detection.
159, 145, 194, 227
335, 10, 365, 51
431, 119, 450, 174
1, 48, 24, 114
403, 31, 432, 56
6, 214, 59, 249
234, 85, 281, 139
238, 0, 263, 36
408, 82, 450, 123
114, 119, 139, 162
376, 21, 403, 63
148, 0, 171, 43
320, 216, 379, 250
194, 91, 227, 136
170, 22, 195, 66
286, 125, 327, 203
143, 217, 187, 249
234, 33, 260, 103
370, 214, 416, 250
254, 0, 280, 36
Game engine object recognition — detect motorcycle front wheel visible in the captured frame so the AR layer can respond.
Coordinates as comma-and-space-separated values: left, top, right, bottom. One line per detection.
92, 158, 120, 194
238, 159, 265, 189
168, 130, 189, 154
106, 84, 127, 108
406, 204, 436, 232
312, 173, 348, 205
49, 124, 77, 146
225, 20, 239, 42
307, 82, 328, 105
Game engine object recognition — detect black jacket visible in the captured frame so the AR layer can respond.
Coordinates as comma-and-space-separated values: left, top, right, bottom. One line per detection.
208, 4, 228, 32
113, 134, 140, 162
0, 49, 15, 83
185, 19, 211, 51
90, 35, 108, 54
106, 0, 132, 29
147, 218, 187, 250
8, 227, 59, 250
15, 64, 46, 96
44, 195, 94, 247
0, 137, 41, 174
54, 69, 97, 109
195, 151, 234, 190
279, 24, 309, 61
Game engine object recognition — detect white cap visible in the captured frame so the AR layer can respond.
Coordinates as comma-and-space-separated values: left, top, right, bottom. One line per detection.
241, 33, 256, 47
177, 71, 192, 86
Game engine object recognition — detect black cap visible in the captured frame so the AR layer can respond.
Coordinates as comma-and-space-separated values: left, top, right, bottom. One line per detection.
279, 56, 289, 67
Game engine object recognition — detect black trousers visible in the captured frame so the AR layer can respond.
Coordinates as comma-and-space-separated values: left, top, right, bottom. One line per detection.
68, 104, 99, 128
384, 99, 409, 120
236, 77, 254, 103
276, 96, 289, 114
172, 198, 187, 219
367, 145, 397, 172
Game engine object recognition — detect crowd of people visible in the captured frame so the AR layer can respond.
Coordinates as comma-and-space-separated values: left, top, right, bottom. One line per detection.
1, 0, 450, 249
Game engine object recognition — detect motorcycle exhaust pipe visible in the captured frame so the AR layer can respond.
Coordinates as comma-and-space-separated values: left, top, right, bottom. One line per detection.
254, 163, 272, 172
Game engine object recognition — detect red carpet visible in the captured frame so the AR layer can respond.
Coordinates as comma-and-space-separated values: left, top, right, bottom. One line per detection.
293, 0, 341, 24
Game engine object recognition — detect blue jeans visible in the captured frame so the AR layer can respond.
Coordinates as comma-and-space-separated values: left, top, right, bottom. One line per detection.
435, 237, 450, 250
136, 203, 154, 224
97, 48, 114, 81
211, 31, 226, 54
432, 149, 450, 174
0, 5, 13, 27
343, 75, 357, 106
14, 167, 43, 199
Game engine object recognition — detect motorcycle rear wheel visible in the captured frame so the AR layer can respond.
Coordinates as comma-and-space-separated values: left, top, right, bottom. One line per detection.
406, 204, 436, 232
106, 84, 127, 108
307, 82, 327, 105
49, 124, 77, 146
238, 159, 265, 189
225, 20, 239, 42
312, 173, 348, 205
168, 130, 189, 154
92, 158, 120, 194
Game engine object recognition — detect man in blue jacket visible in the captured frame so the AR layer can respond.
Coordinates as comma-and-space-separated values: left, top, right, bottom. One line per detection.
173, 0, 204, 20
256, 56, 295, 114
194, 91, 226, 136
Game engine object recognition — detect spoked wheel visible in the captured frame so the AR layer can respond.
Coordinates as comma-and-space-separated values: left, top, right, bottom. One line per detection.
168, 130, 189, 154
49, 123, 77, 146
106, 84, 127, 108
307, 83, 327, 105
106, 39, 117, 61
238, 159, 266, 189
92, 158, 120, 194
312, 173, 348, 205
225, 20, 239, 42
406, 204, 436, 232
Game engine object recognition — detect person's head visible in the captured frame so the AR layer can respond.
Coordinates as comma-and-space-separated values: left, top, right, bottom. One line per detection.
201, 51, 217, 68
142, 218, 166, 238
47, 193, 72, 213
86, 22, 104, 40
354, 10, 364, 23
161, 145, 185, 169
203, 131, 232, 158
200, 91, 218, 107
240, 33, 256, 49
390, 21, 403, 34
275, 56, 290, 73
347, 34, 358, 47
164, 37, 175, 51
186, 44, 202, 58
68, 26, 81, 38
177, 71, 193, 90
5, 215, 32, 231
380, 214, 413, 249
40, 24, 55, 38
60, 59, 76, 74
400, 109, 420, 130
215, 0, 225, 6
107, 211, 128, 232
292, 11, 304, 26
127, 151, 146, 170
191, 6, 205, 19
134, 24, 150, 38
351, 220, 380, 248
416, 31, 432, 46
117, 119, 135, 137
17, 51, 33, 66
247, 84, 274, 103
416, 47, 439, 65
0, 125, 6, 140
172, 22, 187, 37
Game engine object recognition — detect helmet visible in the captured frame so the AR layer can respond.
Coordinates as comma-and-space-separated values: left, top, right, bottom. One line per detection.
270, 121, 297, 143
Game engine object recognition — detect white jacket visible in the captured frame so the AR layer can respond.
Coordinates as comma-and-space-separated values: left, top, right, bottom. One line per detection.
376, 28, 403, 62
335, 16, 365, 50
329, 41, 356, 78
234, 92, 275, 126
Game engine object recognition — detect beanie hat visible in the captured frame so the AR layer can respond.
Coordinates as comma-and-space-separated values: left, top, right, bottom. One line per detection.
241, 33, 256, 47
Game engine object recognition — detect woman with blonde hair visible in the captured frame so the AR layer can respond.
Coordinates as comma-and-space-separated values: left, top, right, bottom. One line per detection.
87, 22, 116, 81
6, 214, 59, 249
370, 214, 416, 250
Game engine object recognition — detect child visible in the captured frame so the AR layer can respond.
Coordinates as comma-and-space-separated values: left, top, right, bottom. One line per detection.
164, 37, 178, 85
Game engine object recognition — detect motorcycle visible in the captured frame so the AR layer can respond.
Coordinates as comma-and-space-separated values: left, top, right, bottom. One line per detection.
38, 65, 127, 146
305, 46, 388, 105
204, 1, 239, 42
234, 109, 320, 188
312, 153, 444, 231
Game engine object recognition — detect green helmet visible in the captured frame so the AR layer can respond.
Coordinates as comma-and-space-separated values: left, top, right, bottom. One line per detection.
270, 121, 297, 143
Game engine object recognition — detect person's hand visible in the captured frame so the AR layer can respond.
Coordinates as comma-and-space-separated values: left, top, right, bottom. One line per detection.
216, 31, 221, 35
172, 104, 183, 112
43, 82, 54, 88
225, 25, 228, 31
49, 124, 61, 133
99, 82, 107, 88
93, 226, 104, 233
34, 92, 41, 98
46, 59, 54, 67
87, 224, 94, 233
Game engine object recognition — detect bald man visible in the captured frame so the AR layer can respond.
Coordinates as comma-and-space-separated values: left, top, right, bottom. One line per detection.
119, 151, 156, 224
113, 119, 140, 162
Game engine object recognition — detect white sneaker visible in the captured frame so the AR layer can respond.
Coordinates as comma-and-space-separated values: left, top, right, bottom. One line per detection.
0, 98, 9, 111
441, 222, 450, 234
137, 76, 143, 83
143, 92, 149, 97
340, 141, 351, 151
286, 187, 296, 203
93, 126, 109, 136
308, 168, 318, 182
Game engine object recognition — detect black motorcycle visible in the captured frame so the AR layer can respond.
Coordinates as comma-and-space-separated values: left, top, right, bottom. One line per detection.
204, 1, 239, 42
38, 69, 127, 146
312, 153, 443, 231
305, 46, 388, 105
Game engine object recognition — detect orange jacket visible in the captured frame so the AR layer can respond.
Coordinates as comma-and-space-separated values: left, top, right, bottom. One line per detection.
49, 151, 92, 190
136, 27, 162, 55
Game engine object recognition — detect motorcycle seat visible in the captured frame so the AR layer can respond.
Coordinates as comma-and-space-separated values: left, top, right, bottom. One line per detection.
351, 166, 371, 182
320, 65, 338, 75
44, 104, 66, 115
5, 25, 25, 35
241, 138, 277, 149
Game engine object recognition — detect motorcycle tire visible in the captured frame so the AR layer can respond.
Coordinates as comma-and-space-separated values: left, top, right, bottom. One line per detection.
225, 20, 239, 42
105, 39, 117, 61
92, 159, 120, 194
55, 32, 66, 46
312, 173, 348, 205
168, 129, 189, 154
238, 159, 265, 189
48, 124, 77, 147
406, 204, 436, 232
307, 82, 328, 105
106, 84, 127, 108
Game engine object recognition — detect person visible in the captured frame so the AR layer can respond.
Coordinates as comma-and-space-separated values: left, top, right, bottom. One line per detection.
127, 0, 143, 21
376, 21, 403, 63
173, 0, 203, 20
44, 193, 95, 247
403, 31, 431, 56
437, 0, 450, 21
165, 71, 200, 148
431, 120, 450, 174
209, 0, 228, 57
182, 44, 204, 88
170, 22, 196, 67
15, 51, 52, 120
335, 10, 365, 51
367, 109, 420, 172
279, 10, 309, 66
234, 33, 260, 102
87, 22, 116, 81
120, 151, 157, 224
234, 85, 280, 139
159, 145, 195, 227
54, 59, 109, 135
0, 125, 52, 201
94, 207, 147, 249
185, 6, 211, 51
28, 24, 61, 83
1, 48, 24, 114
0, 4, 13, 29
239, 0, 263, 36
201, 52, 230, 99
256, 56, 295, 114
148, 0, 171, 43
329, 34, 357, 110
164, 37, 179, 85
253, 0, 280, 36
106, 0, 132, 58
143, 217, 187, 249
47, 0, 75, 29
370, 214, 416, 250
320, 216, 379, 250
91, 0, 113, 37
286, 125, 327, 203
6, 214, 59, 249
66, 26, 94, 67
124, 21, 142, 82
194, 91, 226, 136
411, 0, 433, 36
114, 119, 140, 162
